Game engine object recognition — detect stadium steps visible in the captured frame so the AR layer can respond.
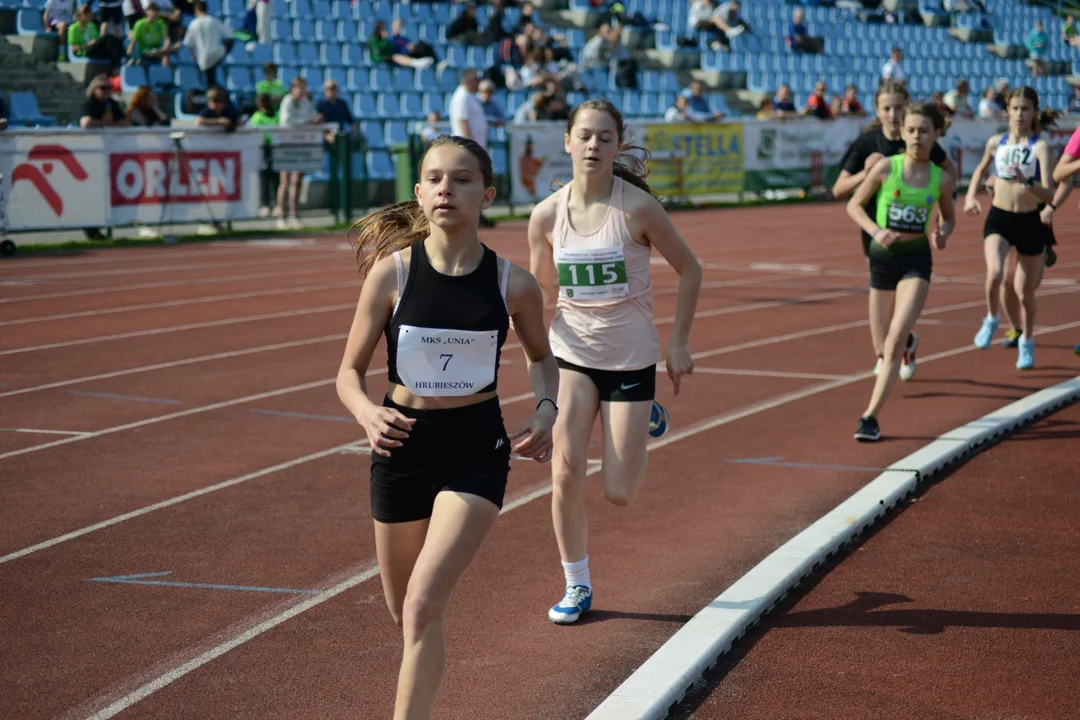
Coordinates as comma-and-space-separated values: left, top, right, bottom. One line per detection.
0, 35, 92, 126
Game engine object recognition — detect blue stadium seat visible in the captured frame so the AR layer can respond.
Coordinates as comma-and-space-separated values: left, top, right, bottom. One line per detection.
465, 45, 488, 68
147, 63, 173, 90
10, 91, 56, 126
337, 19, 357, 42
343, 43, 368, 66
325, 67, 347, 87
226, 66, 254, 93
384, 119, 409, 145
346, 67, 369, 92
367, 150, 395, 179
297, 42, 320, 65
400, 91, 423, 116
353, 92, 377, 117
249, 44, 272, 66
446, 44, 467, 68
290, 0, 312, 19
295, 19, 315, 39
376, 92, 400, 117
312, 0, 331, 18
411, 3, 434, 24
422, 92, 446, 116
270, 18, 291, 41
315, 19, 336, 42
417, 23, 439, 45
299, 66, 321, 85
273, 43, 298, 67
226, 42, 252, 65
414, 67, 435, 91
16, 8, 45, 35
359, 119, 385, 147
370, 66, 393, 89
120, 65, 147, 92
174, 65, 202, 90
321, 42, 344, 66
432, 3, 452, 25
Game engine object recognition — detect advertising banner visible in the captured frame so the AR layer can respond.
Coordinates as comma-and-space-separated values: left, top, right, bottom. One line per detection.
742, 116, 864, 191
643, 122, 744, 197
3, 133, 109, 231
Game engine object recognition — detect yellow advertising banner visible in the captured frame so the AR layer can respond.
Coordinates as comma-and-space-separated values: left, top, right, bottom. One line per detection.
643, 122, 745, 198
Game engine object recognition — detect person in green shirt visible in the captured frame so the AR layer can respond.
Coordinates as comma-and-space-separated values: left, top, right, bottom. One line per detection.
368, 20, 433, 68
256, 63, 288, 111
126, 3, 178, 67
248, 93, 280, 217
846, 102, 956, 442
68, 5, 124, 65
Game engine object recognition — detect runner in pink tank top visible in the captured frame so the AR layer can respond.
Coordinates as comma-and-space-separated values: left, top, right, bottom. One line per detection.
528, 99, 703, 625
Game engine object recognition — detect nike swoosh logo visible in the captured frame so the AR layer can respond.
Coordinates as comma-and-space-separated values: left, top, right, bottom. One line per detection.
620, 383, 641, 390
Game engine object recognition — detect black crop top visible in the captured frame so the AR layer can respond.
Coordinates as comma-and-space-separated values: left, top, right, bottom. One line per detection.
385, 241, 511, 397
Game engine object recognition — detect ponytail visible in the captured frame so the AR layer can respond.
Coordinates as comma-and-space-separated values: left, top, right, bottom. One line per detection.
1036, 108, 1059, 134
350, 200, 429, 276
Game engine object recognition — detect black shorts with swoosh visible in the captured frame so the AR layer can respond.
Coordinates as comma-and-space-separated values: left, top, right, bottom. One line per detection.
555, 357, 657, 403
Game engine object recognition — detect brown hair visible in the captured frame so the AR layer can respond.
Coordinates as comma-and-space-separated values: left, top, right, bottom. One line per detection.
1007, 86, 1058, 134
864, 81, 910, 132
904, 101, 947, 131
126, 86, 156, 122
565, 98, 655, 198
349, 135, 494, 275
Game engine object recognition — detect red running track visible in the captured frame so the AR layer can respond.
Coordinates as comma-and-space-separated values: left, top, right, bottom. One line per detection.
677, 401, 1080, 720
0, 202, 1077, 720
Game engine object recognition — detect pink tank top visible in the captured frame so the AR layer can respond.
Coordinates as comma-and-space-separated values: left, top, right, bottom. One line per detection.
548, 177, 662, 371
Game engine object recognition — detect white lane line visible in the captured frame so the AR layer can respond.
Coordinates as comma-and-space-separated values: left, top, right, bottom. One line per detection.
0, 281, 359, 327
2, 242, 310, 271
0, 302, 356, 357
0, 428, 92, 436
585, 375, 1080, 720
0, 265, 352, 305
0, 334, 349, 399
59, 322, 1080, 720
689, 368, 851, 380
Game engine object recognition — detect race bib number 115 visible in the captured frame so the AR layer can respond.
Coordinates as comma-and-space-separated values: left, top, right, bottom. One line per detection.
555, 246, 629, 300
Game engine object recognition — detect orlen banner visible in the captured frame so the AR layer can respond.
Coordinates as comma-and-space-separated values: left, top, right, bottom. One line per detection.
2, 134, 108, 230
105, 131, 260, 226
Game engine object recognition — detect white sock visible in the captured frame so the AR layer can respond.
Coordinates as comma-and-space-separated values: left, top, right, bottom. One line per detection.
988, 313, 1000, 321
562, 557, 590, 590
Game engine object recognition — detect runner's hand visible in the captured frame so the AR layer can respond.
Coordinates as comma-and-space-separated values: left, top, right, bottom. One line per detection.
666, 344, 694, 396
863, 152, 883, 171
873, 228, 901, 248
930, 228, 948, 250
359, 406, 415, 457
1040, 204, 1054, 225
963, 196, 982, 215
509, 405, 556, 463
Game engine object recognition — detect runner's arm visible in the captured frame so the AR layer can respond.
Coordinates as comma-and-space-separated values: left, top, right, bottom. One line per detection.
1052, 151, 1080, 183
506, 264, 559, 460
336, 256, 397, 421
1022, 140, 1055, 205
935, 172, 957, 243
964, 135, 998, 204
846, 158, 890, 238
526, 199, 557, 306
636, 193, 701, 352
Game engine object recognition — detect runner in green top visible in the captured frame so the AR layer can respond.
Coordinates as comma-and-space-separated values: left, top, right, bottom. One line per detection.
846, 102, 956, 442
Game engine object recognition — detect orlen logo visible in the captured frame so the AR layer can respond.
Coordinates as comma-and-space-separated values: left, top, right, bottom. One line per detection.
11, 145, 89, 217
110, 151, 241, 206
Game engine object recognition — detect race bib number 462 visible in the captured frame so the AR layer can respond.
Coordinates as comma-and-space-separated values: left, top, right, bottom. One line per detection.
555, 246, 629, 300
396, 325, 498, 397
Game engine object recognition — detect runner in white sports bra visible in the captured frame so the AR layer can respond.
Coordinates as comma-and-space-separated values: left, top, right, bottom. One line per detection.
528, 99, 703, 625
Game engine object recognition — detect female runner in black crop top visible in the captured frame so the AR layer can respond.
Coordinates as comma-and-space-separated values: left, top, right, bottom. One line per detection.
336, 135, 559, 720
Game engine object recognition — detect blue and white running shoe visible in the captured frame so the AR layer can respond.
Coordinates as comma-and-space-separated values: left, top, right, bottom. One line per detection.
548, 585, 593, 624
1017, 338, 1035, 370
648, 401, 670, 438
974, 316, 999, 349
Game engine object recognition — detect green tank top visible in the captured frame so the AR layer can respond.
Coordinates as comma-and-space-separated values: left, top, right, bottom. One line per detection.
874, 154, 941, 243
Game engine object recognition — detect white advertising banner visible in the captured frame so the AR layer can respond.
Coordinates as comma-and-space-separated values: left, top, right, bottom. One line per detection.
507, 121, 646, 206
743, 116, 866, 173
3, 133, 109, 231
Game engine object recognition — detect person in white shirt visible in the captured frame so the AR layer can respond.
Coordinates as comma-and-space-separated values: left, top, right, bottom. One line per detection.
276, 78, 318, 229
881, 47, 905, 83
43, 0, 75, 59
447, 68, 495, 227
183, 0, 228, 89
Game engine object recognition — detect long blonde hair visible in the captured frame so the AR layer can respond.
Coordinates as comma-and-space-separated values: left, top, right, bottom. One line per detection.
349, 135, 494, 275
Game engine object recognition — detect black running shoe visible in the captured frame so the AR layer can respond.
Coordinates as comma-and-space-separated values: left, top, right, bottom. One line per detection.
1046, 245, 1057, 268
1003, 327, 1022, 349
854, 416, 881, 442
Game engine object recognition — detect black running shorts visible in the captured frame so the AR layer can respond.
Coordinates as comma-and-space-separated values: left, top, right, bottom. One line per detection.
369, 396, 511, 524
555, 357, 656, 403
984, 206, 1052, 257
868, 240, 933, 291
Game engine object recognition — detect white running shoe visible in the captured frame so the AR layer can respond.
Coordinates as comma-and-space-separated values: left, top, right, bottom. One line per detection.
899, 333, 918, 382
873, 356, 883, 376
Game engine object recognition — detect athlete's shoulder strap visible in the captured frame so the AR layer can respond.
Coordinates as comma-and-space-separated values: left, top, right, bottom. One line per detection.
392, 250, 406, 317
497, 256, 511, 314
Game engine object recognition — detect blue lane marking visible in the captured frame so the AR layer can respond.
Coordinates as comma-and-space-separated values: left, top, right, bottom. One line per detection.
727, 456, 885, 473
68, 390, 182, 405
249, 409, 356, 423
87, 571, 320, 595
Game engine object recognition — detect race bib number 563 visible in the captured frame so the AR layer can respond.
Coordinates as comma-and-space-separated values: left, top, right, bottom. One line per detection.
555, 246, 629, 300
886, 203, 928, 232
396, 325, 498, 397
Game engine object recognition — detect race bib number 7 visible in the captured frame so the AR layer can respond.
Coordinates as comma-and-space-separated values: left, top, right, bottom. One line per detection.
396, 325, 498, 397
555, 246, 629, 300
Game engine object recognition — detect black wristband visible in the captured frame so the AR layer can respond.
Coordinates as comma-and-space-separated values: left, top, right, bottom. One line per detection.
1049, 201, 1057, 210
537, 397, 558, 416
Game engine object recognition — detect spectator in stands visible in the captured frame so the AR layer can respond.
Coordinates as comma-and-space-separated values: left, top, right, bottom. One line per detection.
478, 79, 506, 127
680, 81, 724, 121
276, 78, 317, 229
977, 85, 1003, 118
1067, 84, 1080, 115
834, 84, 866, 117
931, 90, 949, 116
944, 78, 974, 118
195, 86, 240, 130
665, 94, 691, 122
787, 7, 821, 54
419, 111, 443, 144
79, 74, 128, 128
121, 0, 145, 32
256, 63, 288, 111
390, 18, 439, 64
43, 0, 75, 60
126, 3, 180, 67
485, 0, 512, 44
68, 5, 125, 66
516, 2, 538, 31
992, 78, 1009, 109
1063, 15, 1080, 50
756, 97, 774, 119
448, 68, 495, 227
801, 80, 832, 119
688, 0, 733, 51
96, 0, 124, 37
448, 4, 485, 45
247, 93, 278, 218
880, 47, 905, 83
184, 0, 229, 90
250, 0, 272, 46
772, 83, 797, 116
314, 80, 354, 133
581, 23, 615, 68
1026, 20, 1049, 77
535, 92, 571, 121
126, 85, 170, 125
369, 20, 435, 69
